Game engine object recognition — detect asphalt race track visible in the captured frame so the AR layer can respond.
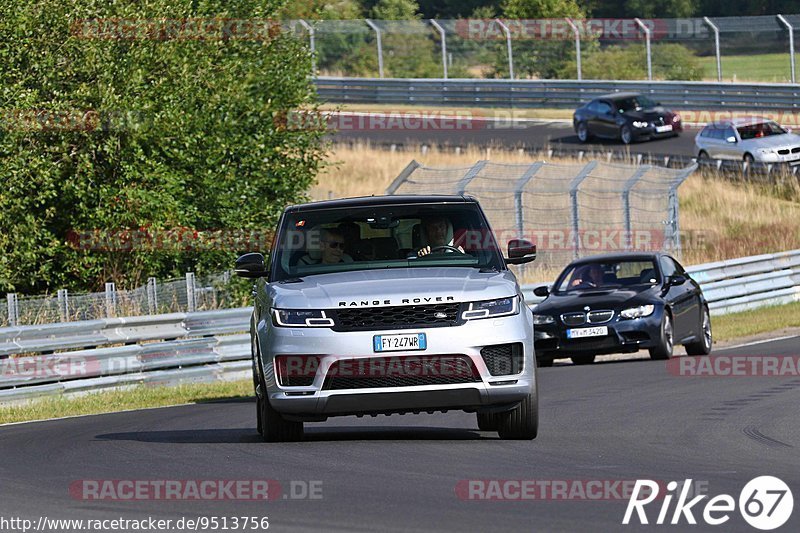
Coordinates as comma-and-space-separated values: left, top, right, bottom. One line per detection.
1, 337, 798, 532
330, 112, 701, 159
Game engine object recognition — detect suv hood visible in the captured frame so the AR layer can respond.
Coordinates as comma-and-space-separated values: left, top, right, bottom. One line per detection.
266, 268, 519, 309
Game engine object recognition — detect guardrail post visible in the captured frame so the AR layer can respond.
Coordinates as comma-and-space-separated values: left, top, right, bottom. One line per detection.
297, 19, 316, 76
429, 19, 448, 79
566, 18, 582, 81
365, 19, 384, 79
146, 277, 158, 315
777, 15, 796, 84
622, 166, 650, 250
186, 272, 196, 313
569, 161, 598, 259
703, 17, 722, 82
57, 289, 69, 322
7, 293, 19, 327
456, 160, 488, 194
514, 162, 544, 238
634, 18, 652, 81
494, 19, 514, 80
104, 282, 117, 318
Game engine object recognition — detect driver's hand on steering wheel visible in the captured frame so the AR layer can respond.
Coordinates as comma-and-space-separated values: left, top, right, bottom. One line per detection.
417, 245, 465, 257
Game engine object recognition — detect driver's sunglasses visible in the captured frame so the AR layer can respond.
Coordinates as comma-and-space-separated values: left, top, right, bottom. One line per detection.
323, 240, 345, 249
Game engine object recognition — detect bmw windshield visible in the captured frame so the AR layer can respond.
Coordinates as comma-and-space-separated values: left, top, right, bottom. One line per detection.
270, 203, 506, 282
554, 260, 659, 294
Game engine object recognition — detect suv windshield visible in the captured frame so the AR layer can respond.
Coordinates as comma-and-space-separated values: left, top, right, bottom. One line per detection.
270, 202, 506, 281
736, 121, 787, 140
615, 95, 657, 113
555, 260, 659, 293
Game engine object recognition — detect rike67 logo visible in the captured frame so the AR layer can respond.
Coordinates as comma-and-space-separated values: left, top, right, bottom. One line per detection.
623, 477, 793, 530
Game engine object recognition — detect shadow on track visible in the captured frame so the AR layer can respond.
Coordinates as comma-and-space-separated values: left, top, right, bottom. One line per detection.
95, 426, 487, 443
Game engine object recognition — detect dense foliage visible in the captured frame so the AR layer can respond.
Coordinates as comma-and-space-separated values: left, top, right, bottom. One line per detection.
0, 0, 327, 293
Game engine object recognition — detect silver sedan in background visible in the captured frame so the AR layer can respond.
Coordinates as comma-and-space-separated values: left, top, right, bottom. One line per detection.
695, 117, 800, 164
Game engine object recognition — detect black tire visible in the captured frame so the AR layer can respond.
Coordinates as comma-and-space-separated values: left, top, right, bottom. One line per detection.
576, 122, 590, 143
744, 153, 755, 165
620, 125, 633, 145
685, 306, 712, 356
697, 150, 710, 162
649, 310, 674, 360
537, 358, 553, 368
570, 355, 596, 365
477, 412, 500, 431
497, 392, 538, 440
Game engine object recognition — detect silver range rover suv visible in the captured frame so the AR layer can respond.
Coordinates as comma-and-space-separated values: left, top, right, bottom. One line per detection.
235, 195, 538, 441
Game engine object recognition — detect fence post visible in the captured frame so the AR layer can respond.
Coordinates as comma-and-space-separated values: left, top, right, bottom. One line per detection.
666, 163, 698, 257
568, 161, 598, 259
386, 160, 422, 194
297, 19, 316, 76
777, 15, 796, 84
514, 162, 544, 238
456, 160, 488, 194
365, 19, 384, 79
104, 282, 117, 318
621, 167, 650, 250
566, 18, 582, 81
703, 17, 722, 82
494, 19, 514, 80
146, 277, 158, 315
57, 289, 69, 322
7, 293, 19, 327
634, 18, 652, 81
429, 19, 448, 79
186, 272, 196, 313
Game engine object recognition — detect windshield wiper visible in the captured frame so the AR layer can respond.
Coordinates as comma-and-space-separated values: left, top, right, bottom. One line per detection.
280, 277, 304, 284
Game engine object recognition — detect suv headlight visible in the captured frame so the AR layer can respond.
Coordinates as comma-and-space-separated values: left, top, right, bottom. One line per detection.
632, 121, 648, 128
620, 305, 655, 319
462, 296, 519, 320
272, 309, 334, 327
533, 314, 554, 325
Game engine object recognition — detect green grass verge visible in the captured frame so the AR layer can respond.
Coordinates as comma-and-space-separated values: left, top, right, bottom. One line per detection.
712, 301, 800, 342
698, 53, 794, 83
0, 379, 252, 425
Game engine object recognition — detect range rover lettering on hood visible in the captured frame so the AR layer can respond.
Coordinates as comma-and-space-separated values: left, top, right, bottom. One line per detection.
338, 296, 456, 307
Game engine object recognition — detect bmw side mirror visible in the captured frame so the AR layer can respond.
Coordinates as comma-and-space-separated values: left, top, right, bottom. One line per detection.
235, 253, 268, 278
533, 285, 549, 297
505, 239, 537, 265
726, 136, 737, 143
668, 274, 687, 286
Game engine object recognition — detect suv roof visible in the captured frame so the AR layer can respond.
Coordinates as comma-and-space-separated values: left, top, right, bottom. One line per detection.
286, 195, 475, 212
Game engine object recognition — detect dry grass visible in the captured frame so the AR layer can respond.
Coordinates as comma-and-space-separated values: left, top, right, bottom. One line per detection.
312, 144, 800, 276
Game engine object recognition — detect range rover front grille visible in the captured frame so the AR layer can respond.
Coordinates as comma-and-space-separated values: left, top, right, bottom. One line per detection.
330, 303, 462, 332
322, 355, 479, 390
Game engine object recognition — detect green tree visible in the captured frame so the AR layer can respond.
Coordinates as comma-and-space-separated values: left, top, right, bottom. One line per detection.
0, 0, 327, 293
556, 43, 703, 80
502, 0, 584, 18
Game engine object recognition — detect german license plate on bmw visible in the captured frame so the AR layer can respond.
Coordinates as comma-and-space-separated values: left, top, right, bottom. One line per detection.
373, 333, 427, 352
655, 125, 673, 133
567, 326, 608, 339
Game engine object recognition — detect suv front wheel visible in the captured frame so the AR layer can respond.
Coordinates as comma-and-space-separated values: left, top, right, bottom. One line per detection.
497, 392, 538, 440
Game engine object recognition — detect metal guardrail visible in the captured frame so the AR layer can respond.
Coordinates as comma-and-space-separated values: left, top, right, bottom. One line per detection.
0, 250, 798, 404
316, 77, 800, 112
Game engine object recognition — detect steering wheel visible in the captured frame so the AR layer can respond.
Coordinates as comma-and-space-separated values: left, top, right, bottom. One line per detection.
426, 245, 465, 254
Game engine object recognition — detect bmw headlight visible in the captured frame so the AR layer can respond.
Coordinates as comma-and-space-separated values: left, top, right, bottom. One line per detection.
632, 121, 649, 128
620, 305, 655, 319
533, 314, 555, 325
272, 309, 334, 327
462, 296, 519, 320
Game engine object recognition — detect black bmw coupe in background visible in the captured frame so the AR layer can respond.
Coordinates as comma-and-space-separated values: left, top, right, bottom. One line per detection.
532, 252, 711, 367
572, 92, 682, 144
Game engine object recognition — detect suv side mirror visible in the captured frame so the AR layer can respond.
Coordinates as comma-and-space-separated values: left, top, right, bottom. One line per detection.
533, 285, 549, 297
235, 253, 267, 278
505, 239, 537, 265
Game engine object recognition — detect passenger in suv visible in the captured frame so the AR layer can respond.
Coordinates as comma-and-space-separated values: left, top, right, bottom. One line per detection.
235, 195, 539, 442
